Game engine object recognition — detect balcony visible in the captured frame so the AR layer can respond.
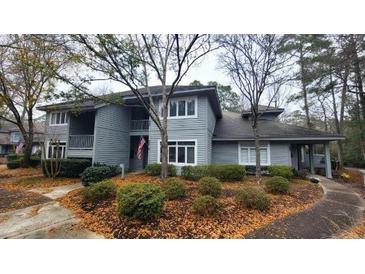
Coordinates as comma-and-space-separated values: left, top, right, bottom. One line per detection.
130, 120, 149, 131
69, 135, 94, 149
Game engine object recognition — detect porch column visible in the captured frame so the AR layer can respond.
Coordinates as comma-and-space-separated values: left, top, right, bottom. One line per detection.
308, 144, 315, 174
324, 142, 332, 179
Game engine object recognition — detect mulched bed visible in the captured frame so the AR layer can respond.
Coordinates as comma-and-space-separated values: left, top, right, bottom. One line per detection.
59, 174, 323, 239
1, 175, 80, 190
0, 166, 42, 179
0, 188, 51, 214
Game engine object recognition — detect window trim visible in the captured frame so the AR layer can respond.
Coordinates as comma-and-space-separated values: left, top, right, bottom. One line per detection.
49, 111, 68, 126
157, 139, 198, 166
46, 140, 67, 159
238, 143, 271, 166
164, 96, 198, 119
10, 131, 21, 143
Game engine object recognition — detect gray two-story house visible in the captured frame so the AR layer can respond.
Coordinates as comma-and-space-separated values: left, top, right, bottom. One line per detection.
37, 85, 344, 178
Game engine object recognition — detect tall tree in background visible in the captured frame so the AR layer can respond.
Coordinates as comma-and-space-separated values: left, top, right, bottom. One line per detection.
283, 35, 331, 129
0, 35, 69, 166
189, 80, 241, 112
63, 35, 213, 179
218, 34, 287, 179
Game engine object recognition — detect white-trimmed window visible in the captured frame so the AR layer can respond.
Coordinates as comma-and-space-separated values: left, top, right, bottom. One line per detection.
10, 132, 21, 143
47, 141, 67, 159
239, 144, 270, 165
158, 140, 197, 165
167, 97, 197, 118
49, 111, 68, 126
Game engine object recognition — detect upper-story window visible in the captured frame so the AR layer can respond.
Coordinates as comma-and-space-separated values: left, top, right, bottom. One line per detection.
50, 111, 68, 126
10, 132, 20, 143
168, 97, 197, 119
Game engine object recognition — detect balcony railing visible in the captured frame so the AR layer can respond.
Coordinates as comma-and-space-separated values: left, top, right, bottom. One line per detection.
69, 135, 94, 149
131, 119, 149, 131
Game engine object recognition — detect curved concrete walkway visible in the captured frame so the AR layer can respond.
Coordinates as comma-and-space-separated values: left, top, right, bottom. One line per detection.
246, 176, 365, 239
0, 183, 104, 239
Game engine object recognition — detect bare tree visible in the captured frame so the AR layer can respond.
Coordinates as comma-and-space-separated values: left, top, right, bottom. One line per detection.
0, 35, 69, 166
218, 34, 288, 180
61, 34, 214, 179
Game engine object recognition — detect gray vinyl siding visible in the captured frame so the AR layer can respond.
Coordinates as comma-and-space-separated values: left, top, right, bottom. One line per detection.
270, 142, 291, 165
212, 141, 238, 164
206, 100, 216, 164
212, 141, 291, 166
93, 105, 131, 168
148, 95, 214, 168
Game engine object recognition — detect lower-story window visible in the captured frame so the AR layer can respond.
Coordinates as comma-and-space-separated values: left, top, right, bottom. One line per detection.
239, 143, 270, 165
47, 141, 67, 159
159, 140, 197, 165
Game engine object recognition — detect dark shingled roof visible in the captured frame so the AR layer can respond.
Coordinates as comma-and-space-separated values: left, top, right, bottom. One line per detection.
37, 85, 222, 117
213, 111, 344, 141
241, 104, 284, 117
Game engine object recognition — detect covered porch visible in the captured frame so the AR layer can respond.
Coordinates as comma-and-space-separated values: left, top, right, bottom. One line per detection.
68, 111, 96, 158
290, 141, 333, 178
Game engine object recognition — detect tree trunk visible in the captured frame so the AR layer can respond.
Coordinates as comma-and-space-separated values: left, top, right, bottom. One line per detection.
22, 111, 34, 167
160, 94, 169, 179
329, 71, 343, 168
252, 118, 261, 181
353, 45, 365, 119
299, 48, 311, 129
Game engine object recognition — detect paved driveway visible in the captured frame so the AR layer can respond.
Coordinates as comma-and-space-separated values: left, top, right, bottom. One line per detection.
0, 183, 103, 239
246, 176, 365, 239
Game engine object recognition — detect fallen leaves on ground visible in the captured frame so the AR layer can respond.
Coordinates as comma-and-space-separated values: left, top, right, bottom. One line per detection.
1, 175, 80, 190
59, 174, 323, 239
339, 218, 365, 239
0, 166, 42, 179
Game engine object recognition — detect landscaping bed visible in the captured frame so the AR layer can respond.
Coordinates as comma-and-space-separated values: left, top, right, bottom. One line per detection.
1, 175, 80, 190
0, 165, 42, 179
59, 174, 323, 239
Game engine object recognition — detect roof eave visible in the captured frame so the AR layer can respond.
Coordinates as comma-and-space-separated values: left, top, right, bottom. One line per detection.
212, 136, 345, 141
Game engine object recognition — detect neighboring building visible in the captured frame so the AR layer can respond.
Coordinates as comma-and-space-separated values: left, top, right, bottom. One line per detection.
37, 85, 344, 178
0, 120, 44, 156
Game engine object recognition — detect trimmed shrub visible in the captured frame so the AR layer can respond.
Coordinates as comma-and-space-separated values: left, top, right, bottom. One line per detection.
209, 164, 246, 181
145, 163, 176, 176
268, 165, 294, 179
82, 180, 117, 204
297, 169, 310, 179
117, 183, 165, 221
265, 176, 290, 194
181, 165, 210, 180
182, 164, 246, 181
198, 176, 222, 198
6, 154, 22, 162
236, 187, 271, 211
42, 159, 91, 178
245, 165, 270, 175
28, 155, 41, 167
163, 178, 186, 200
81, 165, 119, 186
7, 160, 21, 169
193, 195, 221, 216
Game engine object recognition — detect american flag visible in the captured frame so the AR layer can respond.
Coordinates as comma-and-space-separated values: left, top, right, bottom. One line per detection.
137, 137, 146, 160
